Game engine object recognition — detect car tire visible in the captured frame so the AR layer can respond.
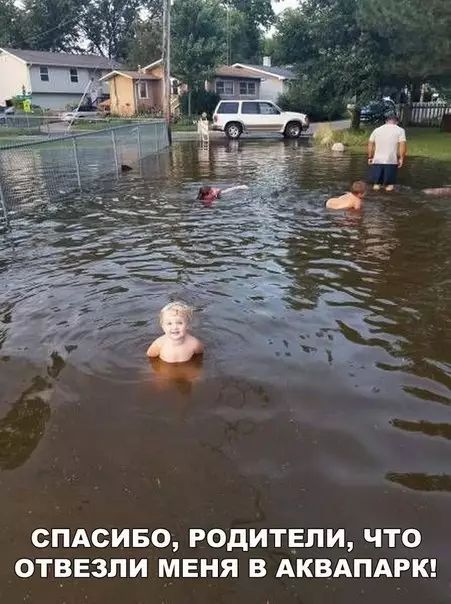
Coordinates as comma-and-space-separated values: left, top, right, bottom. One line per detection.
284, 121, 302, 138
225, 122, 242, 139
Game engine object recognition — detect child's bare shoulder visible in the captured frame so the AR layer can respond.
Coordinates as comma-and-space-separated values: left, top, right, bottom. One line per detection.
147, 335, 165, 357
188, 334, 204, 353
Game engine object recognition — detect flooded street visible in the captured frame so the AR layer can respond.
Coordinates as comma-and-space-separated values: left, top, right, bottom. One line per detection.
1, 139, 451, 603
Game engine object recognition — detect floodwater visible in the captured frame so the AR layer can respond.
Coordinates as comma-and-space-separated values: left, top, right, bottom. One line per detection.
1, 138, 451, 603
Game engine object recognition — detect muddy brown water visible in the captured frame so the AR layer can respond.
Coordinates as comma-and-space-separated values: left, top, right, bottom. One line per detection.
1, 139, 451, 603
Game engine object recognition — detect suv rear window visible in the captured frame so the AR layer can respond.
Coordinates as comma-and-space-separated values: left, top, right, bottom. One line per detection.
217, 102, 239, 114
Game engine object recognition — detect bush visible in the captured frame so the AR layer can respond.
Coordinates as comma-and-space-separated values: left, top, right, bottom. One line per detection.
278, 80, 346, 122
313, 124, 335, 147
180, 89, 220, 118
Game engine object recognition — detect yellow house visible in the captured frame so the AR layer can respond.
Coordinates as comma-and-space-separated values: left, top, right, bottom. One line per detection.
100, 66, 163, 116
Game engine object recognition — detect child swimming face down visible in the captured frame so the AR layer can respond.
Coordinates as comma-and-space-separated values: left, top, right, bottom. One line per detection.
197, 186, 221, 202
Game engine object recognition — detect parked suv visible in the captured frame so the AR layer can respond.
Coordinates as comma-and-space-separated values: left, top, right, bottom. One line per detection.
212, 100, 309, 139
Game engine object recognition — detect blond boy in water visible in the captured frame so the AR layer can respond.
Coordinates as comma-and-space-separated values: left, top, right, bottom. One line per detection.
146, 301, 204, 363
326, 180, 367, 210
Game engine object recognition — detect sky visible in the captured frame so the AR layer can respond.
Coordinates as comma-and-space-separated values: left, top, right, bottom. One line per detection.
272, 0, 299, 14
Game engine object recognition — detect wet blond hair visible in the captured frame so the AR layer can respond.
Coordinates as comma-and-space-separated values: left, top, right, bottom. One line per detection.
159, 301, 193, 325
351, 180, 367, 196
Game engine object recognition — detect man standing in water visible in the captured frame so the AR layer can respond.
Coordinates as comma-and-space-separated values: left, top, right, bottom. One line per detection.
368, 114, 407, 191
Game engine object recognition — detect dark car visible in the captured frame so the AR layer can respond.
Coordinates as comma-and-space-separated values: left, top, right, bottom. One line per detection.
360, 99, 397, 124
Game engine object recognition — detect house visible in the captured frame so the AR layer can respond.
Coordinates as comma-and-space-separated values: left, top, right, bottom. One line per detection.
0, 48, 121, 110
100, 59, 164, 116
207, 66, 262, 100
100, 59, 181, 116
232, 58, 296, 103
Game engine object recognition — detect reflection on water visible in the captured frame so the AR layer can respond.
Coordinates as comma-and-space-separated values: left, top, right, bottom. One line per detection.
149, 355, 203, 395
387, 472, 451, 492
0, 349, 68, 469
0, 375, 51, 470
392, 418, 451, 440
1, 139, 451, 603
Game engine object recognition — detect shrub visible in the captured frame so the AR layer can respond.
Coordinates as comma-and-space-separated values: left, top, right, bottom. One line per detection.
313, 124, 335, 147
180, 89, 220, 118
278, 80, 346, 122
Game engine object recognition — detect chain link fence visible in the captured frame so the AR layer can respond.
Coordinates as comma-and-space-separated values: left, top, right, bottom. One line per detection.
0, 120, 169, 227
0, 114, 61, 134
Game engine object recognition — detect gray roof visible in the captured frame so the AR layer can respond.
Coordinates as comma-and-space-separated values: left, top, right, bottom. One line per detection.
233, 63, 296, 79
1, 47, 121, 70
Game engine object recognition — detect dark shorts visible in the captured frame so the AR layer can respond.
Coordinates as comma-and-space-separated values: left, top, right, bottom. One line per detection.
369, 164, 398, 186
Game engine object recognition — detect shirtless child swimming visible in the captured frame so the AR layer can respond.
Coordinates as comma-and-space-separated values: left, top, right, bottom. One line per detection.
197, 185, 248, 204
326, 180, 367, 210
146, 301, 204, 363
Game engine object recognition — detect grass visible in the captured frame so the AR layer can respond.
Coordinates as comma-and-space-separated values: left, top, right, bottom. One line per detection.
323, 126, 451, 161
172, 118, 198, 132
0, 127, 41, 136
71, 118, 131, 131
70, 117, 198, 132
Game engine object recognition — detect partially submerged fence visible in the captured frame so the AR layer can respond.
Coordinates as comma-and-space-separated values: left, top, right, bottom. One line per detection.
0, 120, 169, 227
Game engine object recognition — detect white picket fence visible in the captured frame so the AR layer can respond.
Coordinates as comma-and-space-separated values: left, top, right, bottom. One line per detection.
409, 102, 451, 126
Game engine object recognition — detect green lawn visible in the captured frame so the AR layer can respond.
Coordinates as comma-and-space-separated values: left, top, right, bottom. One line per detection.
171, 119, 198, 132
71, 119, 131, 131
331, 127, 451, 161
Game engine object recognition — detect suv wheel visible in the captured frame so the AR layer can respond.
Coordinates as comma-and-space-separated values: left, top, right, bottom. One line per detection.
284, 121, 302, 139
225, 122, 242, 139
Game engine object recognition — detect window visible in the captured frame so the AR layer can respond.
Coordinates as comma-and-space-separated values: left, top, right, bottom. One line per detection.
241, 102, 259, 114
239, 81, 256, 96
70, 68, 78, 83
217, 102, 239, 114
138, 81, 149, 99
40, 66, 49, 82
259, 102, 279, 115
216, 80, 234, 95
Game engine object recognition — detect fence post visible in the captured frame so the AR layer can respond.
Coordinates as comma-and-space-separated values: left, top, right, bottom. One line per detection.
0, 179, 10, 229
136, 124, 142, 160
111, 129, 119, 177
72, 137, 82, 192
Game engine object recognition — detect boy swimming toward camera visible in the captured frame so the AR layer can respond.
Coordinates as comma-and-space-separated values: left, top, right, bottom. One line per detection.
146, 301, 204, 363
326, 180, 367, 210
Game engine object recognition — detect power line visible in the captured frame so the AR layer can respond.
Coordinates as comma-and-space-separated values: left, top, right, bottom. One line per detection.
12, 12, 81, 49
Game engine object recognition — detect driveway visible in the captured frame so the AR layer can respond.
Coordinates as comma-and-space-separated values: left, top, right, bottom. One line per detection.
173, 118, 350, 141
42, 118, 351, 139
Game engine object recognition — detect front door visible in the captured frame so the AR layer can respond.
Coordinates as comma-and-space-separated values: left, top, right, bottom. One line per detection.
241, 101, 260, 131
257, 101, 282, 131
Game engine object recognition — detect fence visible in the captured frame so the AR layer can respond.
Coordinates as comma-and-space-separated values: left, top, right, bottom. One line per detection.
408, 102, 451, 126
0, 120, 169, 227
0, 114, 61, 134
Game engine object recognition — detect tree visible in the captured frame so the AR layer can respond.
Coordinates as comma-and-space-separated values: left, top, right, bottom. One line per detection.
171, 0, 226, 115
21, 0, 80, 51
273, 1, 384, 128
359, 0, 451, 92
125, 17, 162, 69
81, 0, 142, 59
0, 0, 28, 48
223, 0, 278, 63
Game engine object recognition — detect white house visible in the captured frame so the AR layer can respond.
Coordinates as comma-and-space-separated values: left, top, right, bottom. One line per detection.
0, 48, 122, 110
232, 58, 296, 103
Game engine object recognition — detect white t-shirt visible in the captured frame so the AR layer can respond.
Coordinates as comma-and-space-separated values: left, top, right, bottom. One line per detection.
369, 124, 406, 164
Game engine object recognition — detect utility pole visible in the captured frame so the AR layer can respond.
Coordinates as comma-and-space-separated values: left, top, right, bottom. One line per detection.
162, 0, 172, 143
